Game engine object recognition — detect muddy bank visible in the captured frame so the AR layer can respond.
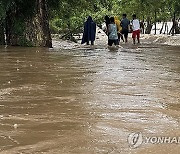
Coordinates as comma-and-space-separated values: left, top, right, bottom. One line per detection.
52, 27, 108, 50
141, 34, 180, 46
52, 29, 180, 50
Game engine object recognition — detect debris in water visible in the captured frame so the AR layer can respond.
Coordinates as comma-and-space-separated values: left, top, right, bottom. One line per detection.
13, 124, 18, 129
0, 115, 3, 119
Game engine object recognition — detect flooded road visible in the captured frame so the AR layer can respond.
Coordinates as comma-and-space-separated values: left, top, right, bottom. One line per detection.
0, 44, 180, 154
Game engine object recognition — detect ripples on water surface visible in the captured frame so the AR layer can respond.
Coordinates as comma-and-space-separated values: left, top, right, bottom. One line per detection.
0, 45, 180, 153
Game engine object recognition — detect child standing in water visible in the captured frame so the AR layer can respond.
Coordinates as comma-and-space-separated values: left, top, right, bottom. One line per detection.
108, 17, 118, 46
131, 14, 140, 44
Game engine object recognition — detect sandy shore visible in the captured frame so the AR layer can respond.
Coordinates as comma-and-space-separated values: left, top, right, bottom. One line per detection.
141, 34, 180, 46
52, 27, 180, 49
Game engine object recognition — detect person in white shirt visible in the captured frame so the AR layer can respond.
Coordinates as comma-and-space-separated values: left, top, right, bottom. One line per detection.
131, 14, 140, 44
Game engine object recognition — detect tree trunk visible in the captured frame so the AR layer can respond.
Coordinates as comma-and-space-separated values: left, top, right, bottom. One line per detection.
36, 0, 52, 47
169, 27, 172, 35
5, 0, 52, 47
142, 16, 145, 34
174, 20, 180, 34
160, 22, 164, 34
163, 22, 167, 34
145, 17, 152, 34
172, 12, 176, 35
140, 16, 145, 34
0, 21, 5, 45
5, 10, 13, 45
154, 11, 157, 35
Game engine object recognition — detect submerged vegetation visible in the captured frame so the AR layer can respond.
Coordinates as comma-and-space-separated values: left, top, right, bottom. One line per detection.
0, 0, 179, 46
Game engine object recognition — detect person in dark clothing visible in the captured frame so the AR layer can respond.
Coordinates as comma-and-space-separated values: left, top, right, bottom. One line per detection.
105, 15, 110, 29
81, 16, 96, 45
104, 15, 110, 35
121, 14, 130, 43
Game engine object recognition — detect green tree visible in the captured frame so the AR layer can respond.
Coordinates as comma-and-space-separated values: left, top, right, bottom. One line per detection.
0, 0, 52, 47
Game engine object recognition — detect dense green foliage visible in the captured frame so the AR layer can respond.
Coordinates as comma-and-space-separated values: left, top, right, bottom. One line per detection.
49, 0, 180, 35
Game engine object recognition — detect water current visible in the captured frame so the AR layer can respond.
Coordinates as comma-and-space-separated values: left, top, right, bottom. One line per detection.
0, 43, 179, 153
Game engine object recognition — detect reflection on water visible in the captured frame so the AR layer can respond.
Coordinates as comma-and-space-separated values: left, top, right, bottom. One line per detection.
0, 44, 180, 153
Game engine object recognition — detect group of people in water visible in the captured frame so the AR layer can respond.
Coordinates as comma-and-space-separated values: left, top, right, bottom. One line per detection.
81, 14, 141, 46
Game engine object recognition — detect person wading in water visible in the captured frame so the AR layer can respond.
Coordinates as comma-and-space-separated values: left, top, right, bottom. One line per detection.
131, 14, 140, 44
114, 16, 124, 44
108, 17, 119, 47
121, 14, 130, 43
81, 16, 96, 45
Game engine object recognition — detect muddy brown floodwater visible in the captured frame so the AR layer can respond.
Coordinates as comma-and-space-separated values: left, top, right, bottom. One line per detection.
0, 44, 179, 154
